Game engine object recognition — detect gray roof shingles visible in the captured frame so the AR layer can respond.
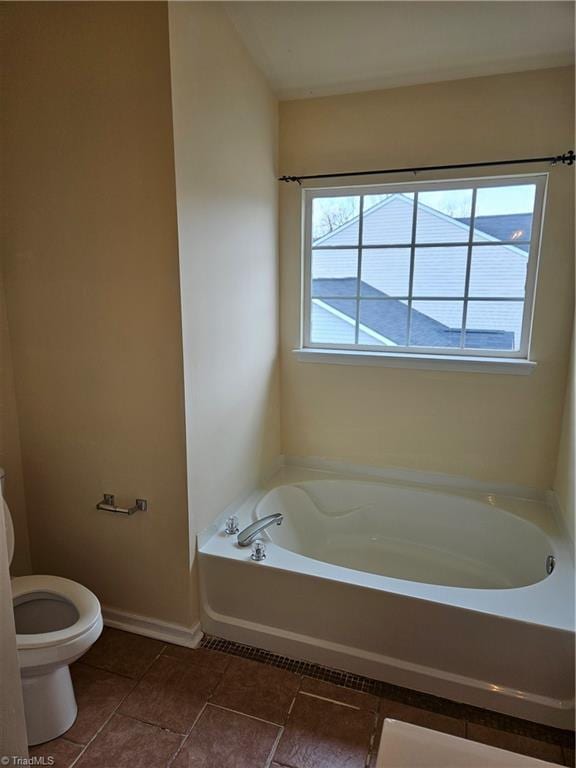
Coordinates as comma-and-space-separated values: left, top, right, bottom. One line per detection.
458, 214, 532, 252
313, 278, 514, 350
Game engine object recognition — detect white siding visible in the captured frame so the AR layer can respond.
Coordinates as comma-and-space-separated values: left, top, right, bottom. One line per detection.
311, 301, 392, 346
415, 200, 470, 243
469, 246, 526, 298
311, 301, 355, 344
363, 196, 414, 244
312, 249, 358, 286
311, 195, 528, 333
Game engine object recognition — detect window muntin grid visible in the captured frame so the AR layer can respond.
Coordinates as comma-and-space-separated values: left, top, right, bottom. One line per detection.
303, 175, 546, 358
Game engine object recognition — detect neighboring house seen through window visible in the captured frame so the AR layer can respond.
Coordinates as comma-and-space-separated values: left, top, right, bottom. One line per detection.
302, 176, 546, 359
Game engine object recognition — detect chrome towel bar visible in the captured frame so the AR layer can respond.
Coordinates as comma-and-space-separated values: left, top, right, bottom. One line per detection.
96, 494, 147, 516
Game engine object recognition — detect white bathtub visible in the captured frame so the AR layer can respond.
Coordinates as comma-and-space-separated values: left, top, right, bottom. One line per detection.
199, 464, 575, 728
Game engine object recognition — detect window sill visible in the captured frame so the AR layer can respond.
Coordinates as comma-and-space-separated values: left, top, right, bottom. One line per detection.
292, 348, 537, 375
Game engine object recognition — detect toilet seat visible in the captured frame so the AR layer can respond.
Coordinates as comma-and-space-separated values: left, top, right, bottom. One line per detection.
4, 487, 103, 745
12, 575, 101, 650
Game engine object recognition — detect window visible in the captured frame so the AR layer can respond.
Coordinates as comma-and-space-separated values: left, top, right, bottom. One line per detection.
301, 175, 546, 364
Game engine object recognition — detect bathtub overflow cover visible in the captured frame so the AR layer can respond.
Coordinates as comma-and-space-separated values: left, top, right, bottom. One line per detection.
546, 555, 555, 575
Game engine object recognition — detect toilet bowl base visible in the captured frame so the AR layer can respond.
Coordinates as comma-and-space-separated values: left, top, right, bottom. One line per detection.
22, 664, 78, 746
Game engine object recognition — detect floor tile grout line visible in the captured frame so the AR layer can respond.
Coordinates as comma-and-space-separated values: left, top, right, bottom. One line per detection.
109, 652, 227, 740
265, 725, 285, 768
167, 733, 188, 768
187, 701, 211, 736
77, 643, 167, 683
81, 631, 168, 683
140, 642, 169, 679
300, 678, 378, 702
163, 701, 285, 768
77, 660, 140, 681
208, 701, 288, 729
63, 642, 183, 767
166, 702, 209, 768
115, 657, 228, 738
299, 689, 364, 711
111, 709, 186, 736
66, 670, 140, 768
287, 684, 300, 716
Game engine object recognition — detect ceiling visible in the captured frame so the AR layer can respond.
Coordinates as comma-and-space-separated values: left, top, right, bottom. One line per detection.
225, 2, 575, 100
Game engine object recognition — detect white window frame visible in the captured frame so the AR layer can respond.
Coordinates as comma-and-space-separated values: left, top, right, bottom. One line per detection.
299, 174, 547, 372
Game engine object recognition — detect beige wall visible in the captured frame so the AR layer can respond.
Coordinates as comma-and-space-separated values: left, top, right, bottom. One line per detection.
0, 269, 30, 577
280, 67, 574, 490
554, 331, 575, 543
3, 2, 196, 626
169, 3, 280, 536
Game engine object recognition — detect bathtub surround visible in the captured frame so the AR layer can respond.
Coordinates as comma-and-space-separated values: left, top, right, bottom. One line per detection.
168, 2, 280, 538
2, 3, 195, 627
280, 67, 574, 490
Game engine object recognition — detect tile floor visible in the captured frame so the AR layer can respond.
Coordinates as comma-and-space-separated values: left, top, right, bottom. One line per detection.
29, 628, 575, 768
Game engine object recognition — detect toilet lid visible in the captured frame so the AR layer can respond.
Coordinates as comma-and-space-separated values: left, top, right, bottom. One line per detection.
2, 495, 14, 567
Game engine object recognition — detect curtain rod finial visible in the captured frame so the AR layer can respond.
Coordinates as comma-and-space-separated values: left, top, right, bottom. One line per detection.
553, 151, 575, 166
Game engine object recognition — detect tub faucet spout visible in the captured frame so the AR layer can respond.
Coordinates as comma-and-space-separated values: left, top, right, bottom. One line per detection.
237, 513, 283, 547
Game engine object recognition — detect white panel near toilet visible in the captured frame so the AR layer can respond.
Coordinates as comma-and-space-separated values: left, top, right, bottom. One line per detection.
1, 492, 15, 566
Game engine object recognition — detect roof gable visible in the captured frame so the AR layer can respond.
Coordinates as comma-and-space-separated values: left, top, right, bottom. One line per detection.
314, 193, 528, 258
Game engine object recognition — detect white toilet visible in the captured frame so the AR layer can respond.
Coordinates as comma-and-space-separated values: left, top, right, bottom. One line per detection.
2, 470, 103, 746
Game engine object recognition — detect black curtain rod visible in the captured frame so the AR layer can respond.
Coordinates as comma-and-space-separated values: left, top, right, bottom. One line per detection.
279, 150, 575, 184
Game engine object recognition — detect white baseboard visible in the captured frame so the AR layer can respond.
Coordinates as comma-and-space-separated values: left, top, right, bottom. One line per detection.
102, 606, 203, 649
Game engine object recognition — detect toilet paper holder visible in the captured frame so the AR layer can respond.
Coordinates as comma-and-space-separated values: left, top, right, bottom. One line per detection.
96, 494, 147, 515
